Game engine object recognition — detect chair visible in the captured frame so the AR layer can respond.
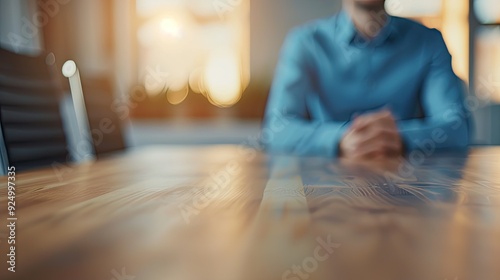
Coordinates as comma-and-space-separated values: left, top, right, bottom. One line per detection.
62, 60, 126, 159
81, 76, 126, 157
0, 48, 69, 173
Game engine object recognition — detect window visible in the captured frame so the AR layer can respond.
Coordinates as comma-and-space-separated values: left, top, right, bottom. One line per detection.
136, 0, 250, 107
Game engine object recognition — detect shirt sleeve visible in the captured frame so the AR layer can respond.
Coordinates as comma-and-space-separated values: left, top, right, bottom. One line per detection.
262, 29, 350, 157
397, 29, 470, 151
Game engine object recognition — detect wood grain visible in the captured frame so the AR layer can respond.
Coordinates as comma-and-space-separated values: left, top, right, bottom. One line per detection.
0, 146, 499, 280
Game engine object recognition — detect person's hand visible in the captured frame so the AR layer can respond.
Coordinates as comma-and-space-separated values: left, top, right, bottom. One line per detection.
339, 110, 403, 160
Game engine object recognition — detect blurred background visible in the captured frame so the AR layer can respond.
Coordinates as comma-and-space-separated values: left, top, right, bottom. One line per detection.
0, 0, 499, 148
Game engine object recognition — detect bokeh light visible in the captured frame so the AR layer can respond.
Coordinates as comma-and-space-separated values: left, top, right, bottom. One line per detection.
386, 0, 442, 17
167, 86, 190, 105
136, 0, 249, 106
160, 18, 182, 38
204, 49, 242, 107
188, 67, 205, 94
475, 27, 500, 103
474, 0, 500, 24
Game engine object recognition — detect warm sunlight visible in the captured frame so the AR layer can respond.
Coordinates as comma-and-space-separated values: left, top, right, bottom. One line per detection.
204, 49, 242, 107
160, 18, 182, 38
475, 0, 500, 24
136, 0, 249, 107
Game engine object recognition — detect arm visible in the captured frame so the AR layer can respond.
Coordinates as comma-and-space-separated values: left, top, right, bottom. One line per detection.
263, 29, 349, 157
397, 29, 470, 151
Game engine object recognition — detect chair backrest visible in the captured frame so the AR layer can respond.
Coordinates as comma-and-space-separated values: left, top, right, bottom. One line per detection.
0, 48, 69, 172
80, 76, 126, 157
0, 120, 9, 175
62, 60, 126, 159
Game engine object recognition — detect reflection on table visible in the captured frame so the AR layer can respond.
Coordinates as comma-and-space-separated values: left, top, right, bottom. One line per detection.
0, 146, 499, 280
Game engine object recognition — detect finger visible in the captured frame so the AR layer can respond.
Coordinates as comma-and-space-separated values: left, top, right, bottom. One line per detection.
354, 139, 401, 156
360, 111, 394, 128
352, 111, 396, 132
351, 130, 403, 158
356, 127, 401, 148
352, 141, 402, 160
344, 126, 400, 158
342, 118, 402, 159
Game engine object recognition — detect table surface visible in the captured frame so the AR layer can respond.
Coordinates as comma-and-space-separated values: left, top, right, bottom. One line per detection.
0, 146, 499, 280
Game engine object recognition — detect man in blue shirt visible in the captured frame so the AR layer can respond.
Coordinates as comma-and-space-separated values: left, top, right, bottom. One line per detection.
263, 0, 470, 160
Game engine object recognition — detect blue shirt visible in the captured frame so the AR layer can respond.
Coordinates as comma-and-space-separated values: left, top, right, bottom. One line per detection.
263, 10, 470, 157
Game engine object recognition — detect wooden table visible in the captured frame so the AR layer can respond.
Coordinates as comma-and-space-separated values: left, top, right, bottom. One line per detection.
0, 146, 499, 280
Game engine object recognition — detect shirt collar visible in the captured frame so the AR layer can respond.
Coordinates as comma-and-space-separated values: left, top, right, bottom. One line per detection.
336, 9, 399, 46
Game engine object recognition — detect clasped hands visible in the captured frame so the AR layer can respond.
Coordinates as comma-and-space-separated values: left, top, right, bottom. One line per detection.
339, 110, 404, 160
